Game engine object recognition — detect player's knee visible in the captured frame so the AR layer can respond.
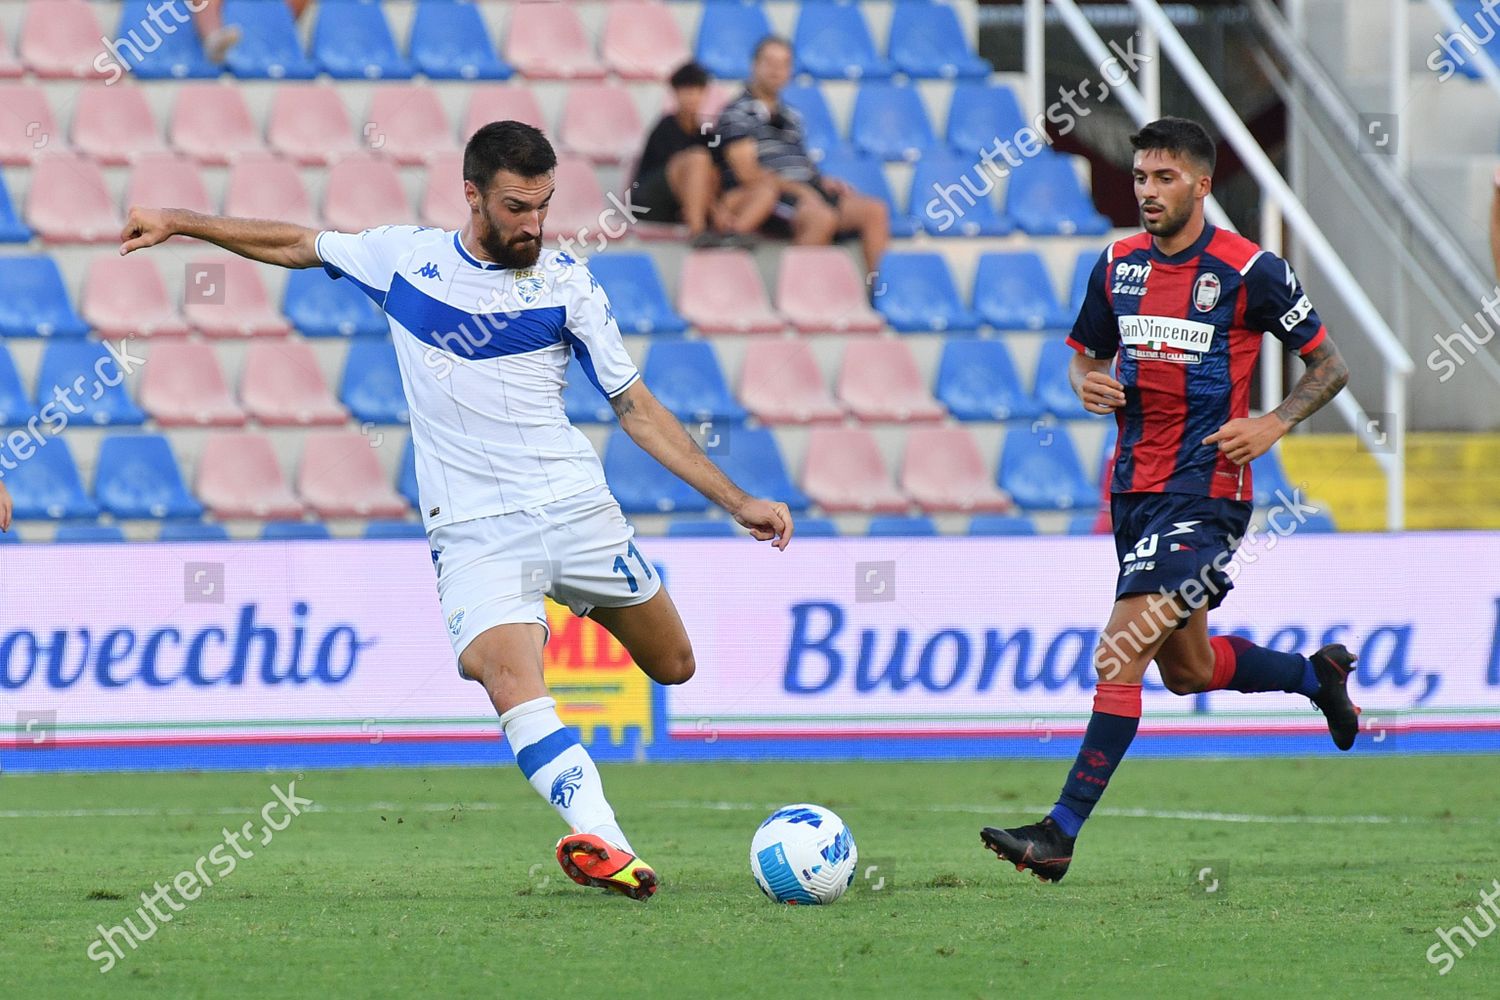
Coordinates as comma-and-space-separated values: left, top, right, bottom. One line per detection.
1158, 659, 1212, 696
654, 646, 696, 685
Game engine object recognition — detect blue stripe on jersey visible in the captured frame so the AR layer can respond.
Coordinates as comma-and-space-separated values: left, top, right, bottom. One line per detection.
322, 262, 387, 307
384, 273, 564, 360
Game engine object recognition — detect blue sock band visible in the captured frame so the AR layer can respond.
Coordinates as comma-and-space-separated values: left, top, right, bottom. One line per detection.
515, 728, 578, 779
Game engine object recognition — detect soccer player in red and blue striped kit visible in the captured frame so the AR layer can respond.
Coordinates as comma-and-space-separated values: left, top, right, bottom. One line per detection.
982, 118, 1360, 883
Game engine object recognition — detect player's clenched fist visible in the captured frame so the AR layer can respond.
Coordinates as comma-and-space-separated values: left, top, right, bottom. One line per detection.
733, 498, 794, 550
1078, 370, 1127, 414
119, 206, 175, 255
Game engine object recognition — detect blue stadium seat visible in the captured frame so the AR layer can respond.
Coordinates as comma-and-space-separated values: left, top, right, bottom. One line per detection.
641, 341, 747, 424
364, 520, 426, 539
851, 82, 936, 161
946, 83, 1027, 157
341, 339, 409, 424
0, 171, 31, 243
793, 4, 892, 80
816, 150, 914, 237
284, 261, 389, 338
998, 425, 1092, 510
969, 514, 1037, 536
868, 515, 937, 536
1032, 339, 1091, 419
974, 252, 1072, 330
409, 2, 512, 80
54, 524, 125, 544
696, 3, 772, 81
1296, 510, 1337, 533
1069, 247, 1102, 313
1251, 449, 1297, 508
1067, 513, 1100, 535
38, 342, 147, 426
909, 153, 1014, 237
603, 431, 709, 514
873, 252, 981, 333
262, 521, 332, 540
313, 2, 413, 79
159, 521, 231, 542
1452, 3, 1500, 78
0, 257, 89, 338
1004, 151, 1111, 236
781, 84, 846, 160
888, 2, 992, 79
795, 517, 839, 537
712, 427, 811, 511
7, 439, 99, 519
935, 338, 1041, 421
667, 519, 737, 538
95, 435, 204, 519
588, 254, 688, 335
399, 436, 419, 509
116, 2, 218, 78
1097, 420, 1119, 486
223, 0, 318, 79
563, 356, 617, 424
0, 345, 32, 426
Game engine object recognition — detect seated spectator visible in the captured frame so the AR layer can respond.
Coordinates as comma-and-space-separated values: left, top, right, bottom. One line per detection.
715, 37, 890, 278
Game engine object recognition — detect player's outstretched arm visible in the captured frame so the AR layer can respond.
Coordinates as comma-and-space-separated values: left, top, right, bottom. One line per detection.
119, 207, 322, 270
610, 381, 793, 549
1205, 338, 1349, 466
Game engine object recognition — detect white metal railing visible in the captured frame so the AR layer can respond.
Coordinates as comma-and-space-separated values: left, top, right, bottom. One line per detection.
1029, 0, 1415, 530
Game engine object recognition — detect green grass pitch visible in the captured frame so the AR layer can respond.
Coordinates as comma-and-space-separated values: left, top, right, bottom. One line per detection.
5, 757, 1498, 997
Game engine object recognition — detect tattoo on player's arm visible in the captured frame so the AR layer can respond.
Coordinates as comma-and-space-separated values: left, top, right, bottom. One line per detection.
1272, 339, 1348, 429
611, 393, 637, 420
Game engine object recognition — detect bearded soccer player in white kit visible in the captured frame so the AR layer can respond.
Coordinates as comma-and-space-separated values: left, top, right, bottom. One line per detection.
120, 121, 795, 901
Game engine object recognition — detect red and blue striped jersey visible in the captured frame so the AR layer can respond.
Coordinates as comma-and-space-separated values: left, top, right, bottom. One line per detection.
1066, 225, 1327, 502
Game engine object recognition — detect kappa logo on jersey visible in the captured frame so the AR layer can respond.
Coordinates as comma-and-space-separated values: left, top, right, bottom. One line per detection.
1111, 260, 1151, 296
413, 262, 441, 280
550, 765, 585, 808
1193, 272, 1221, 312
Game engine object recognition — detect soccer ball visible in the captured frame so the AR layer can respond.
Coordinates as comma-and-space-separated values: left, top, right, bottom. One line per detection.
749, 803, 857, 905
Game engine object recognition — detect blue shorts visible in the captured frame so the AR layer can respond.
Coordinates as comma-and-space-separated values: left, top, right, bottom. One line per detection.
1110, 492, 1252, 611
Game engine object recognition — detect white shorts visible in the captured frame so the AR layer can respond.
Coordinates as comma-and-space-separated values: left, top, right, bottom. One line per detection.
429, 484, 661, 662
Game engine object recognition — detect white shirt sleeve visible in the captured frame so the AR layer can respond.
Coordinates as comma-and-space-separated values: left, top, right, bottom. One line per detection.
560, 261, 639, 398
315, 225, 427, 304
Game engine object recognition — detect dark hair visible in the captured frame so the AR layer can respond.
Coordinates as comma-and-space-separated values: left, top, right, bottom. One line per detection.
1129, 117, 1216, 174
669, 61, 709, 90
752, 34, 792, 62
463, 120, 557, 191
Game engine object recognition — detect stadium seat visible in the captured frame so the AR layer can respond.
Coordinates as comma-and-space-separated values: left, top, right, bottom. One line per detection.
94, 434, 204, 520
547, 155, 611, 246
225, 151, 320, 229
562, 355, 616, 424
901, 426, 1013, 512
1004, 151, 1111, 236
910, 153, 1014, 237
998, 424, 1092, 510
781, 84, 845, 160
1296, 510, 1337, 533
283, 266, 387, 338
27, 152, 120, 243
641, 341, 747, 423
1032, 339, 1091, 418
1069, 247, 1101, 313
836, 338, 946, 422
114, 1, 216, 79
313, 2, 412, 79
183, 257, 291, 338
324, 153, 409, 233
421, 150, 468, 229
366, 85, 457, 166
240, 341, 348, 425
37, 340, 147, 426
364, 520, 425, 539
678, 249, 784, 333
268, 84, 358, 165
712, 426, 811, 511
0, 23, 22, 78
126, 152, 215, 217
867, 516, 937, 537
262, 521, 331, 541
968, 514, 1036, 536
1251, 448, 1297, 508
695, 3, 772, 81
0, 344, 32, 425
0, 256, 89, 337
602, 2, 690, 81
72, 85, 166, 164
603, 431, 710, 514
0, 84, 55, 165
6, 438, 98, 519
888, 2, 993, 79
946, 83, 1027, 158
667, 519, 737, 538
462, 86, 548, 139
297, 431, 409, 518
851, 82, 936, 162
159, 521, 230, 542
0, 171, 26, 242
1452, 2, 1500, 79
54, 525, 125, 544
169, 84, 263, 164
19, 0, 110, 78
588, 254, 688, 335
398, 435, 418, 509
560, 83, 644, 164
198, 432, 304, 519
505, 3, 605, 80
934, 337, 1040, 421
410, 1, 511, 80
815, 150, 914, 237
222, 0, 318, 79
738, 339, 842, 424
1067, 513, 1099, 535
140, 341, 246, 426
973, 252, 1072, 330
802, 427, 907, 513
793, 4, 892, 80
795, 518, 839, 537
340, 338, 408, 424
776, 247, 884, 334
872, 252, 981, 333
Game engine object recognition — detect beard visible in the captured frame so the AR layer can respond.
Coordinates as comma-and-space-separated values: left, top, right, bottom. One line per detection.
478, 226, 543, 269
1140, 200, 1192, 239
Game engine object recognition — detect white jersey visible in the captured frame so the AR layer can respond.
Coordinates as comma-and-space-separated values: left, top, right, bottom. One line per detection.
315, 226, 639, 530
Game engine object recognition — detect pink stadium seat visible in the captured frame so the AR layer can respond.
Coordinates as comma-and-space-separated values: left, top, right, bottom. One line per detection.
198, 431, 305, 519
560, 83, 644, 164
366, 84, 456, 166
0, 23, 23, 78
182, 257, 291, 338
678, 249, 785, 333
738, 339, 843, 424
420, 150, 468, 229
19, 0, 110, 78
140, 341, 245, 426
602, 2, 690, 80
72, 85, 165, 164
240, 341, 348, 426
126, 152, 215, 218
546, 154, 610, 246
170, 84, 262, 165
225, 151, 319, 229
900, 426, 1013, 513
82, 255, 190, 340
837, 338, 946, 422
297, 431, 409, 518
0, 83, 57, 165
461, 85, 546, 141
504, 3, 605, 80
324, 153, 410, 233
27, 152, 120, 243
268, 84, 357, 165
802, 427, 907, 513
776, 247, 884, 333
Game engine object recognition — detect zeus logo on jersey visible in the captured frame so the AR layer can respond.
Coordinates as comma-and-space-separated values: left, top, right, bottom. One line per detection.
1111, 261, 1151, 296
550, 766, 585, 808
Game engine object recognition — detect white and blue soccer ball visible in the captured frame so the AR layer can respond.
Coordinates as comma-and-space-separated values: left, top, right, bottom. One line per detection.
750, 803, 858, 905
